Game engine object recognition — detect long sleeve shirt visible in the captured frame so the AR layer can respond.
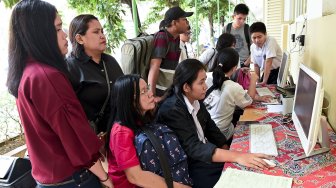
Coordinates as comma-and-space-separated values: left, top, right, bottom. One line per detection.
16, 59, 102, 184
67, 53, 124, 133
156, 94, 227, 165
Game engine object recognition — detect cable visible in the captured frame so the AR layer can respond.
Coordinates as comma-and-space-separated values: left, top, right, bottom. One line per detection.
290, 17, 307, 53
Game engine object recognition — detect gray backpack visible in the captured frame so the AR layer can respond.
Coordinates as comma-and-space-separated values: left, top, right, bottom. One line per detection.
120, 31, 169, 81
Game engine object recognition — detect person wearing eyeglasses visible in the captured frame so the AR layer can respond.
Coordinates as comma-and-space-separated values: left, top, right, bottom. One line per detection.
106, 75, 191, 188
179, 26, 193, 62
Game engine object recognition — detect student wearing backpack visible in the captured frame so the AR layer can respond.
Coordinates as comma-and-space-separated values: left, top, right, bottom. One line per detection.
67, 14, 124, 135
156, 59, 273, 188
223, 3, 251, 68
148, 6, 193, 99
199, 33, 236, 71
106, 75, 191, 188
250, 22, 283, 85
204, 48, 271, 140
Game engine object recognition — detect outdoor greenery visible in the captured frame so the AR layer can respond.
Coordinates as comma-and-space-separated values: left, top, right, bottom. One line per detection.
2, 0, 231, 53
140, 0, 230, 49
0, 91, 22, 142
1, 0, 17, 7
67, 0, 127, 53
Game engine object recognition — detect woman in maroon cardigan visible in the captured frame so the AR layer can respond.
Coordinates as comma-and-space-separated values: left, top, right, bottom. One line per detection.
6, 0, 112, 187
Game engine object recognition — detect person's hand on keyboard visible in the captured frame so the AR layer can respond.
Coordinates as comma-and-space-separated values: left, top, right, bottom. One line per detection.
255, 95, 273, 102
235, 153, 273, 170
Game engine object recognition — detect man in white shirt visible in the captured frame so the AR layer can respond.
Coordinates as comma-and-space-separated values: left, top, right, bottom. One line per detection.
179, 26, 192, 62
250, 22, 282, 85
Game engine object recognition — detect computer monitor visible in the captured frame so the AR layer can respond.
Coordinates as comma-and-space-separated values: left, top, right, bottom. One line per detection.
292, 64, 330, 160
277, 52, 290, 88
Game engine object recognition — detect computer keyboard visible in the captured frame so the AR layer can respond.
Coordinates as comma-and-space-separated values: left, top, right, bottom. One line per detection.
250, 124, 278, 156
256, 87, 276, 98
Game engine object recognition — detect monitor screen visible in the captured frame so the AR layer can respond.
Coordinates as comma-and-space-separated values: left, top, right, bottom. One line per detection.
292, 64, 324, 155
293, 69, 316, 138
277, 52, 289, 88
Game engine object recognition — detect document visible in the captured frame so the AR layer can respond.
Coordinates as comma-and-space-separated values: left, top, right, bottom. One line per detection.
267, 104, 283, 113
0, 156, 16, 178
214, 168, 292, 188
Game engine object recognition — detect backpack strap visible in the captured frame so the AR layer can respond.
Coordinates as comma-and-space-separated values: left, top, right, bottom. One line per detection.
226, 23, 250, 52
244, 24, 251, 52
140, 126, 173, 188
226, 23, 232, 33
205, 48, 216, 69
205, 85, 216, 99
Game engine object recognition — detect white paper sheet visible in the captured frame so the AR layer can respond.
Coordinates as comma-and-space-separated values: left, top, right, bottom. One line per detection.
267, 104, 283, 113
214, 168, 292, 188
0, 156, 16, 178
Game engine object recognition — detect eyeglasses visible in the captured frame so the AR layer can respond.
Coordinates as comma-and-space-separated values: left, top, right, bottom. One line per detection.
140, 84, 151, 95
185, 32, 192, 36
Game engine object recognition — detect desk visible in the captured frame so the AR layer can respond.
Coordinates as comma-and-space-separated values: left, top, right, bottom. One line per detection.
224, 108, 336, 187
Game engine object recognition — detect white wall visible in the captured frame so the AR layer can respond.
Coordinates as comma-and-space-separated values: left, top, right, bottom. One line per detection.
307, 0, 322, 19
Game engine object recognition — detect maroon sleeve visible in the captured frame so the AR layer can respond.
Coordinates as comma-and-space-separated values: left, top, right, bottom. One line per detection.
29, 66, 102, 168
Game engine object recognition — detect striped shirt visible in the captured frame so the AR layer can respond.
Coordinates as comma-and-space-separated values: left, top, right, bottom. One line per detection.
151, 30, 181, 96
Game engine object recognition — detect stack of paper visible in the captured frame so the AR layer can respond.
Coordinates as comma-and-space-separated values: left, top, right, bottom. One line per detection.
0, 156, 15, 178
214, 168, 292, 188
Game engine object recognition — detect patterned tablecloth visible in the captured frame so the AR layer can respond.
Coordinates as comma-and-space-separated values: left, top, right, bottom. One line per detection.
224, 113, 336, 188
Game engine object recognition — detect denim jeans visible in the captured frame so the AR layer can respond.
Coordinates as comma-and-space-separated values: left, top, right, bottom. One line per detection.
36, 169, 101, 188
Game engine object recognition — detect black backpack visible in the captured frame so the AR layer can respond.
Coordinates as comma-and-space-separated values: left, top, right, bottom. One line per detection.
225, 23, 251, 52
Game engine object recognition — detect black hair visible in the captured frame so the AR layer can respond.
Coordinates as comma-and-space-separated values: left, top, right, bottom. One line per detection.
159, 20, 166, 30
250, 22, 267, 35
105, 74, 153, 149
234, 3, 249, 15
69, 14, 99, 58
163, 59, 206, 100
216, 33, 236, 51
7, 0, 68, 98
207, 33, 237, 72
211, 48, 239, 90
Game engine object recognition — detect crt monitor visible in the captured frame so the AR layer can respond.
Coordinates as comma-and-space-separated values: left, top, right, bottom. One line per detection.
292, 64, 327, 158
277, 52, 290, 88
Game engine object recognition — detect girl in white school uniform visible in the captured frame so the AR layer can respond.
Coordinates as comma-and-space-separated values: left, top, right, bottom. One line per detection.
204, 48, 271, 140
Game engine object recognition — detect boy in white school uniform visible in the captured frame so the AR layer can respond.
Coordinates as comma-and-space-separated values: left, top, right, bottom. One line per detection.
250, 22, 282, 85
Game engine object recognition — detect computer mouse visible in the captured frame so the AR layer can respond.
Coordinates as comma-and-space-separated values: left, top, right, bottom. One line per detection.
262, 159, 276, 167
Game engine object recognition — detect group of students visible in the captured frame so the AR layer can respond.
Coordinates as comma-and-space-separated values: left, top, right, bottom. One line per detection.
6, 1, 283, 188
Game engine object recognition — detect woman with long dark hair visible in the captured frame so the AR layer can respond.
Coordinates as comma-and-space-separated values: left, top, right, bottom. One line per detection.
106, 75, 191, 188
67, 14, 123, 134
7, 1, 112, 187
156, 59, 272, 188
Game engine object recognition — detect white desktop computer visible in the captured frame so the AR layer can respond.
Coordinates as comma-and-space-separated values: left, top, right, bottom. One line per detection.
291, 64, 330, 160
276, 52, 295, 97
